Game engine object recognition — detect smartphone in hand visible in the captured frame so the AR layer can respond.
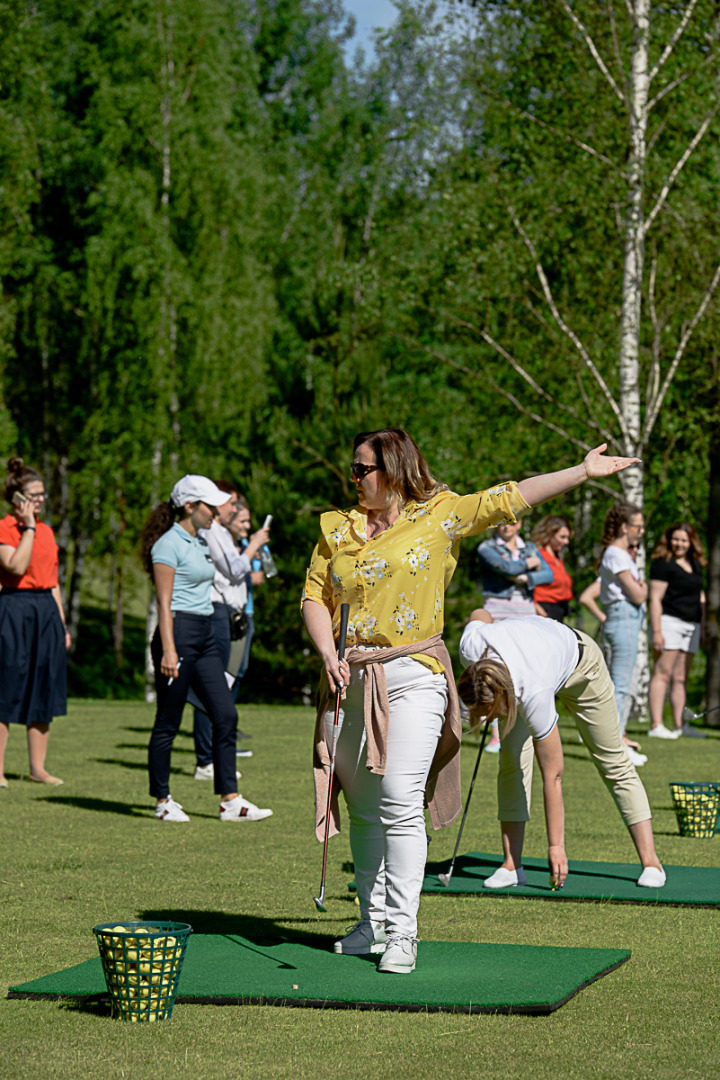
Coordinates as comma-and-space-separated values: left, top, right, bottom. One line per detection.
263, 515, 272, 529
12, 491, 27, 510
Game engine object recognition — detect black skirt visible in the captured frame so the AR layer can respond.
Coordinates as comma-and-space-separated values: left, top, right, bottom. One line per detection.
0, 589, 67, 724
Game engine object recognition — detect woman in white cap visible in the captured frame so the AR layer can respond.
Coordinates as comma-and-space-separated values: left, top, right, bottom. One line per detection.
140, 476, 272, 823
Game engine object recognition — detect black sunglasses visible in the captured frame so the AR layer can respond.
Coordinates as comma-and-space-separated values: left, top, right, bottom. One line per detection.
350, 462, 382, 480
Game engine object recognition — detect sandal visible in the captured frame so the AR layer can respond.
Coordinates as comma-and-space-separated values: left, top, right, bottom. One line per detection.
28, 773, 64, 786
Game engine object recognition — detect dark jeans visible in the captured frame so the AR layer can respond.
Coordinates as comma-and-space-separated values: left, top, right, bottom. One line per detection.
149, 612, 237, 798
234, 614, 255, 685
541, 601, 570, 622
193, 603, 232, 767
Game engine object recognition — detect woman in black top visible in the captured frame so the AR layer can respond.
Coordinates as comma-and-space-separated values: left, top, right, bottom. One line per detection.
648, 522, 706, 739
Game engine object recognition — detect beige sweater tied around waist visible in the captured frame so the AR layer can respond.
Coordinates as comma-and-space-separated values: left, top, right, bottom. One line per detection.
313, 633, 462, 841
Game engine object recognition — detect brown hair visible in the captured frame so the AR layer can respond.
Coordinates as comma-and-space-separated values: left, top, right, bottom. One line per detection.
214, 479, 239, 496
596, 502, 642, 568
139, 502, 183, 576
531, 515, 571, 548
457, 655, 518, 737
652, 522, 706, 568
353, 428, 447, 508
3, 457, 44, 505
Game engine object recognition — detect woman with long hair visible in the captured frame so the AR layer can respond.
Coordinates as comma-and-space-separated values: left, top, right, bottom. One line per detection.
531, 515, 573, 622
140, 475, 272, 823
647, 522, 706, 739
303, 429, 639, 973
457, 610, 665, 890
0, 457, 70, 787
597, 502, 647, 767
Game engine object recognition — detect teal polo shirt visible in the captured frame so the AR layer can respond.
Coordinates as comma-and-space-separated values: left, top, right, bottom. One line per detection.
151, 523, 215, 614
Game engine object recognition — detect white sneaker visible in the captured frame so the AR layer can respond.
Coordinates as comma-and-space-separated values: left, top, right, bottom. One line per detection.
236, 749, 253, 758
637, 866, 666, 888
194, 764, 242, 780
648, 725, 679, 740
334, 919, 387, 955
626, 747, 647, 767
219, 795, 272, 821
680, 723, 706, 738
485, 739, 501, 754
484, 866, 528, 888
154, 796, 189, 822
378, 934, 417, 974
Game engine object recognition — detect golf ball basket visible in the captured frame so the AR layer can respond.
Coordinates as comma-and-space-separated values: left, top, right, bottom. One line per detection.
669, 782, 720, 839
93, 920, 192, 1022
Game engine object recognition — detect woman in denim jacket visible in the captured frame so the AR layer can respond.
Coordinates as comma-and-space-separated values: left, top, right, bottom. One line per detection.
475, 522, 552, 749
477, 522, 552, 618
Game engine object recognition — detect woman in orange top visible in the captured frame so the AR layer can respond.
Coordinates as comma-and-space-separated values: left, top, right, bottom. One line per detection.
531, 515, 573, 622
0, 458, 70, 787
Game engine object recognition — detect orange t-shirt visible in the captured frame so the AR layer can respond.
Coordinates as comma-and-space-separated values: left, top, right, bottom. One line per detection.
0, 515, 59, 590
533, 546, 573, 603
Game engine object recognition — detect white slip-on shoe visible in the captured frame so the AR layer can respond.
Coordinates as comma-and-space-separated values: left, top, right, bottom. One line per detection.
483, 866, 528, 888
637, 866, 666, 888
648, 725, 679, 740
626, 747, 647, 767
334, 919, 387, 955
154, 796, 189, 822
219, 794, 272, 821
378, 934, 417, 974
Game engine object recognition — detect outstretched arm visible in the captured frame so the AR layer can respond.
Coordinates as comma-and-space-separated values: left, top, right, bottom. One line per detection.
517, 444, 640, 508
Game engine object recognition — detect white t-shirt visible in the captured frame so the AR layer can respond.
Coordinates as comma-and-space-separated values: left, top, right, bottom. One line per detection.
599, 545, 639, 604
458, 616, 580, 741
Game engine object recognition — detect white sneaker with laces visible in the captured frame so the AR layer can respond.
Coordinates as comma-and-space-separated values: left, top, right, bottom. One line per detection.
680, 723, 706, 738
378, 934, 417, 974
194, 764, 242, 780
334, 919, 387, 955
648, 725, 679, 740
154, 796, 189, 822
219, 795, 272, 821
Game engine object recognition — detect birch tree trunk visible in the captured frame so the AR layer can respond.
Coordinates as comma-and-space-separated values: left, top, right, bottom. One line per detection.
619, 1, 651, 722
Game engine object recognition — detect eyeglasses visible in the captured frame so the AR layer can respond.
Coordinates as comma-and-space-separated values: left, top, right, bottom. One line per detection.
350, 462, 381, 480
24, 492, 46, 502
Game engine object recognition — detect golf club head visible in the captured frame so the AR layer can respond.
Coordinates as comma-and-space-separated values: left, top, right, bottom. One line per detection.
438, 873, 451, 888
313, 895, 327, 913
682, 705, 696, 723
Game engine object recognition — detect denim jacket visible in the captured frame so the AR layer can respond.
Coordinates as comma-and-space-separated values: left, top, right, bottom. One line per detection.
476, 535, 553, 600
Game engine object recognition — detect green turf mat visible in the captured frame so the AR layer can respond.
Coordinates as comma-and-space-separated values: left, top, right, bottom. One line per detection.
422, 852, 720, 905
7, 934, 630, 1015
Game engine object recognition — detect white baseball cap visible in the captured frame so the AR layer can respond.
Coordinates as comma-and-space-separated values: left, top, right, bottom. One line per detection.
170, 475, 232, 508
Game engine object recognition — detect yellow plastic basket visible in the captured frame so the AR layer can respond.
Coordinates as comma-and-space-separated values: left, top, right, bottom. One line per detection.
94, 921, 192, 1022
669, 782, 720, 839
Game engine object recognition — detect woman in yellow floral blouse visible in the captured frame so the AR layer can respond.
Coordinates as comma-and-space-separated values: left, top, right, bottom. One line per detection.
302, 428, 639, 974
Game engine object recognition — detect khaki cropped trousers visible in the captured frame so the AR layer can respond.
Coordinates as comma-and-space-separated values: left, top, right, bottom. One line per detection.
498, 632, 651, 827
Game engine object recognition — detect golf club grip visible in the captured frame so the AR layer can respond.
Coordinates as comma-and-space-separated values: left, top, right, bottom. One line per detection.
337, 603, 350, 662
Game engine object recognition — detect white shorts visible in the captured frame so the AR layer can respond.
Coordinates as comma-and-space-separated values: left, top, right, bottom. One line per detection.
660, 614, 701, 654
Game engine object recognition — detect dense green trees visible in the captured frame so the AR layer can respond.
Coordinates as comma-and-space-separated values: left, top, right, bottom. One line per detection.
0, 0, 715, 710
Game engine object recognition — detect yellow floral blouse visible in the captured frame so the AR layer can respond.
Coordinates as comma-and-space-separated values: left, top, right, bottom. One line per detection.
302, 483, 530, 667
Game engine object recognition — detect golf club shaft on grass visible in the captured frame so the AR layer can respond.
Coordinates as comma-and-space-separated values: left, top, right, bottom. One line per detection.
313, 602, 350, 912
439, 721, 491, 888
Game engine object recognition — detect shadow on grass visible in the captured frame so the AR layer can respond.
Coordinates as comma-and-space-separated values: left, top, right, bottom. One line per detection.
138, 908, 344, 952
45, 796, 150, 818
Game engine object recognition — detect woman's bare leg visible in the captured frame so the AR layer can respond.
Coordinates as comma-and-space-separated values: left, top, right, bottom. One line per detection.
27, 723, 62, 783
0, 722, 9, 784
648, 648, 679, 729
669, 652, 694, 731
500, 822, 526, 870
628, 819, 663, 871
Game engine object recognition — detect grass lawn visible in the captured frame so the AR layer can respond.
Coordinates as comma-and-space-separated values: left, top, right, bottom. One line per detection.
1, 700, 719, 1080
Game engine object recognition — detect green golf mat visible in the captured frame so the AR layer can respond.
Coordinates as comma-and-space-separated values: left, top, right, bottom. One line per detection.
8, 934, 630, 1015
422, 852, 720, 905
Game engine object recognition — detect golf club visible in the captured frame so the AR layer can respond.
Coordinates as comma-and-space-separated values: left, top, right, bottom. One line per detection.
682, 703, 720, 724
313, 602, 350, 913
439, 719, 491, 888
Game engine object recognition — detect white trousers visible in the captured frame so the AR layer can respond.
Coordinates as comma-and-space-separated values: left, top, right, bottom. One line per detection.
324, 655, 447, 939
